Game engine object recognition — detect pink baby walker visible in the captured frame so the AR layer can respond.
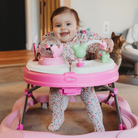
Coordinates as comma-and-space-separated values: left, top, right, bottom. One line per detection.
0, 36, 138, 138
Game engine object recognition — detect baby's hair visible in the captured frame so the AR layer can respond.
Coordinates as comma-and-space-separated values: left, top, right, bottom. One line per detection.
50, 6, 81, 29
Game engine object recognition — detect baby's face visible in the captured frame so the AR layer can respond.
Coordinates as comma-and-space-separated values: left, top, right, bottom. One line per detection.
52, 12, 78, 43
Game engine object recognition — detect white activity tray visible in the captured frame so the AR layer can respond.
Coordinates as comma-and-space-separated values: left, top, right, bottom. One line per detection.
26, 59, 116, 74
26, 59, 70, 74
71, 59, 115, 74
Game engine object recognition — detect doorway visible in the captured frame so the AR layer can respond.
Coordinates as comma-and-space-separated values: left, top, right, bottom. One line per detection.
0, 0, 26, 51
40, 0, 60, 40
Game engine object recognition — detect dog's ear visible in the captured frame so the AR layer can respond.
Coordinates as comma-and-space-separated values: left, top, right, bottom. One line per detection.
111, 32, 116, 38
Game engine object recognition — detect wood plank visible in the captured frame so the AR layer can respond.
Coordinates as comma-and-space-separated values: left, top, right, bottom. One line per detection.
0, 50, 34, 67
0, 50, 34, 83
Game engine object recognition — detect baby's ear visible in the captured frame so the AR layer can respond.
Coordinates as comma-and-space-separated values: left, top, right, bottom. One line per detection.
111, 32, 116, 38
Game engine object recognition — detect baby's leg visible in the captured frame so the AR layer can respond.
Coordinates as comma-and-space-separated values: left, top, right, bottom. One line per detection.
48, 88, 64, 132
80, 87, 105, 132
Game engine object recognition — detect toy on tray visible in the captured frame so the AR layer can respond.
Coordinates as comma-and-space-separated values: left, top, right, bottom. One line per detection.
72, 43, 88, 67
38, 36, 64, 65
72, 40, 110, 67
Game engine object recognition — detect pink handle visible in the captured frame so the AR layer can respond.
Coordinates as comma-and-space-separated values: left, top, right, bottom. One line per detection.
33, 43, 37, 61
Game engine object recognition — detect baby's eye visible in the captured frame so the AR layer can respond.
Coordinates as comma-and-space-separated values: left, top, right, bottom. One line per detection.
67, 23, 71, 26
56, 24, 60, 27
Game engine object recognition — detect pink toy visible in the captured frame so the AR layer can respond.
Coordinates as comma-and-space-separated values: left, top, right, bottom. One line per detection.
1, 40, 138, 138
32, 35, 38, 61
97, 41, 108, 51
38, 36, 64, 65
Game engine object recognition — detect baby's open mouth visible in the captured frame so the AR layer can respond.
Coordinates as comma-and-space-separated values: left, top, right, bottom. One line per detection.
60, 32, 69, 36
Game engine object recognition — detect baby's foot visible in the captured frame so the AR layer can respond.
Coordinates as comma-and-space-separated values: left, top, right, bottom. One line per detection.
48, 119, 64, 132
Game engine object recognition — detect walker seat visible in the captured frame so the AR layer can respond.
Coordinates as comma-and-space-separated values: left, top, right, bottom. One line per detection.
26, 58, 115, 74
1, 58, 138, 138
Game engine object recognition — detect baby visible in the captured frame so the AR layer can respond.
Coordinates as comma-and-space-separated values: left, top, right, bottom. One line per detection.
38, 6, 114, 132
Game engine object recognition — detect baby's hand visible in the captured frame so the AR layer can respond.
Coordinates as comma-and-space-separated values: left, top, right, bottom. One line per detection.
103, 38, 114, 53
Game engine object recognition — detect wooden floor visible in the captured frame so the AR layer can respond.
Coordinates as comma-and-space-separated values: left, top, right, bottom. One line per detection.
0, 50, 34, 67
0, 50, 34, 83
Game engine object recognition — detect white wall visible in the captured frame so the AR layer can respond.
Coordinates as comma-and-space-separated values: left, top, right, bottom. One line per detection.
71, 0, 138, 38
25, 0, 40, 50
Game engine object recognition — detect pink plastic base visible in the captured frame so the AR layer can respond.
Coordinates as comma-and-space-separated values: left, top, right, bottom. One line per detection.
23, 65, 119, 88
0, 93, 138, 138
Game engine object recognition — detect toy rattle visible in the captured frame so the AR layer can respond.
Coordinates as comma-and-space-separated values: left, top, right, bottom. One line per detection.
72, 40, 110, 67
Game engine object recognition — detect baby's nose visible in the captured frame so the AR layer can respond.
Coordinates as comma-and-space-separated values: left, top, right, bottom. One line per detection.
61, 25, 66, 30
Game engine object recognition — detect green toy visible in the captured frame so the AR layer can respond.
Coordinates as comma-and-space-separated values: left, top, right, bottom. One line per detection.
72, 43, 88, 58
72, 43, 88, 67
99, 51, 110, 63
